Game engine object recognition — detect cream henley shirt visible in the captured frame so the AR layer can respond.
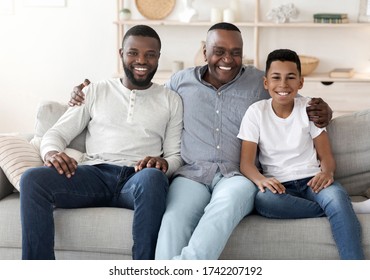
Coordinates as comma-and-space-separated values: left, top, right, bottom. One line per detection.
40, 78, 183, 177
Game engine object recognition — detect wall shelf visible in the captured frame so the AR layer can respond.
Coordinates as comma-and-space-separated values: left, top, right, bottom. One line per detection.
115, 0, 370, 117
115, 0, 370, 72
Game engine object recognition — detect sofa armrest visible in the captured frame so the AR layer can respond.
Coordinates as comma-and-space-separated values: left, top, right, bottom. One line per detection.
0, 167, 15, 200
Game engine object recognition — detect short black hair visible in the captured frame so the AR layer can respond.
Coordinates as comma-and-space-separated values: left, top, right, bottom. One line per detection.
122, 25, 161, 49
208, 22, 241, 33
265, 49, 301, 75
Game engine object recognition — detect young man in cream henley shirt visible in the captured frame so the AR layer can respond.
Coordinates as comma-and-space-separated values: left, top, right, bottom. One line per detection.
19, 25, 183, 260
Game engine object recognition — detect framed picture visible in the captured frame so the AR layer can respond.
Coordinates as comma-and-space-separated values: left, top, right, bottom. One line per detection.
0, 0, 14, 15
24, 0, 66, 7
359, 0, 370, 22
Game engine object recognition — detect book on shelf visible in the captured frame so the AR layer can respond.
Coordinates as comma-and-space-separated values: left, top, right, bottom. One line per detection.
314, 18, 349, 23
313, 13, 349, 23
313, 13, 348, 19
329, 68, 355, 78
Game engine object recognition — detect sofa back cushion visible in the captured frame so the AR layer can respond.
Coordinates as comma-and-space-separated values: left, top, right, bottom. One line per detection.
34, 101, 86, 152
327, 109, 370, 196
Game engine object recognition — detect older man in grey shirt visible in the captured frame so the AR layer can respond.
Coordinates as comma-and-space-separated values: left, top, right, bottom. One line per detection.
155, 22, 332, 260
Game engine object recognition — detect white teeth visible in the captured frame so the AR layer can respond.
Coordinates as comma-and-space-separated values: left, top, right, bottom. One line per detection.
219, 66, 231, 71
135, 67, 147, 71
277, 92, 289, 96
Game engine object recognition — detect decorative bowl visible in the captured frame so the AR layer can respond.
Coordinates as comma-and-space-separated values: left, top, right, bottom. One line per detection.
299, 55, 319, 76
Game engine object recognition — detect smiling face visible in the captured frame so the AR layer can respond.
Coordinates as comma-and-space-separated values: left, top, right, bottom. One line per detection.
264, 60, 304, 113
203, 29, 243, 89
119, 35, 160, 90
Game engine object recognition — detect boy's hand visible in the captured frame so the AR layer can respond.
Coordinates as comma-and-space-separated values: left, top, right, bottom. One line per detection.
257, 177, 286, 194
307, 172, 334, 193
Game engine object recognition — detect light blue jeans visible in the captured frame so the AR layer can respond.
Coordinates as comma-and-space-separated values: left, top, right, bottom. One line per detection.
255, 177, 364, 260
155, 173, 257, 260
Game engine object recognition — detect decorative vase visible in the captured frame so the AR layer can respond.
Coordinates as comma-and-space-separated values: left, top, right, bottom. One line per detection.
119, 9, 131, 21
179, 0, 198, 22
194, 41, 206, 66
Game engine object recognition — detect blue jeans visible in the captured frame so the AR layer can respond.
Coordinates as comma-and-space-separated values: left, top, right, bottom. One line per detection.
155, 173, 257, 259
20, 164, 169, 260
255, 177, 364, 260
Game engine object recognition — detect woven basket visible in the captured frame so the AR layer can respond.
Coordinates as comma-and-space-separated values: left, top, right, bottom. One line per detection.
299, 55, 319, 76
135, 0, 176, 20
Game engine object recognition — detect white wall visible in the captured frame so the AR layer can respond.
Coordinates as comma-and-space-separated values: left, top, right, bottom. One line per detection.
1, 0, 370, 133
0, 0, 116, 133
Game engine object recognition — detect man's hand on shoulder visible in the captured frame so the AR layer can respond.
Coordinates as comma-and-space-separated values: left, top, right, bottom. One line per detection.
306, 97, 333, 128
135, 156, 168, 173
44, 151, 78, 178
68, 79, 90, 107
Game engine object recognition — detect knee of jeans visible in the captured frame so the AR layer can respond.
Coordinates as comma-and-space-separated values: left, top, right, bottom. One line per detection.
20, 168, 45, 194
255, 190, 273, 209
134, 168, 169, 197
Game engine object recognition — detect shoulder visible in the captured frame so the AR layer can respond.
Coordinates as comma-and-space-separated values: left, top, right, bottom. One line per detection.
166, 67, 199, 91
250, 99, 270, 111
83, 78, 120, 94
295, 96, 310, 107
241, 65, 265, 79
152, 83, 183, 104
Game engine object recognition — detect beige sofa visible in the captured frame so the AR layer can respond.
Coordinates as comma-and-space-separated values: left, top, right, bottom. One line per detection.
0, 101, 369, 259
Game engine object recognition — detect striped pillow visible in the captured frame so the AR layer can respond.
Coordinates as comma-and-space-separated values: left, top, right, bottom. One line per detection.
0, 135, 43, 191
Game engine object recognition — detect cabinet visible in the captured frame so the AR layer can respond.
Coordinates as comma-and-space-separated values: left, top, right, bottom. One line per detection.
115, 0, 370, 115
299, 80, 370, 117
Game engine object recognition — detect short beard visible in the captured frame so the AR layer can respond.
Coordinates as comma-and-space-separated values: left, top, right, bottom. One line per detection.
123, 65, 157, 88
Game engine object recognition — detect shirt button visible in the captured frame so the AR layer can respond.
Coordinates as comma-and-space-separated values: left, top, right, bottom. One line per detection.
217, 145, 220, 149
216, 128, 220, 132
218, 92, 221, 96
216, 110, 219, 114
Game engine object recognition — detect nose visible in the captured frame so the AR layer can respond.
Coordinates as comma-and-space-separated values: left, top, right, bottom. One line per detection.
279, 78, 288, 87
136, 53, 146, 64
222, 51, 233, 62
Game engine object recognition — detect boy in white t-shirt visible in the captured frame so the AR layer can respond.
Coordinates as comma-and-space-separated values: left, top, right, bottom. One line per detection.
237, 49, 364, 259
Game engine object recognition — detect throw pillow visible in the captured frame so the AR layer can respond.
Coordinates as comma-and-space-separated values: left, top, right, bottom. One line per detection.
0, 135, 43, 191
34, 101, 86, 152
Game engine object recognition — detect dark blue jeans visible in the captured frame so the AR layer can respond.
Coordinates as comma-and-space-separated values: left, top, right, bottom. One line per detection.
20, 164, 169, 260
255, 177, 364, 260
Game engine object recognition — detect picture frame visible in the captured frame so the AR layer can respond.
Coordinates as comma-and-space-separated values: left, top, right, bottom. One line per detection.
359, 0, 370, 22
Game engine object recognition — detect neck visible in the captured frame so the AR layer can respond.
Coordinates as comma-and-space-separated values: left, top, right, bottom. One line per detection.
271, 100, 294, 119
120, 77, 152, 91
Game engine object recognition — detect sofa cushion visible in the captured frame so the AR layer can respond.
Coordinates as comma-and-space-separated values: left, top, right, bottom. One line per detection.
0, 135, 43, 191
327, 109, 370, 196
34, 101, 86, 152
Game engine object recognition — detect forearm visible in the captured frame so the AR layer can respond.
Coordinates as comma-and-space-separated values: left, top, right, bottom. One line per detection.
319, 158, 336, 176
41, 106, 90, 159
240, 163, 266, 186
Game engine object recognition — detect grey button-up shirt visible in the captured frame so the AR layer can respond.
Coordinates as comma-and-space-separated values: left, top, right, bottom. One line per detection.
166, 65, 270, 185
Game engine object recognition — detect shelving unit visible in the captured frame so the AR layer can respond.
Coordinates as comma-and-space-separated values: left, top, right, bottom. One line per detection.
115, 0, 370, 82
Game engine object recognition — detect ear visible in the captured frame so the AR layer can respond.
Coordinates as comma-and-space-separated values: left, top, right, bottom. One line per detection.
119, 48, 123, 57
203, 46, 207, 62
298, 76, 304, 89
263, 76, 268, 90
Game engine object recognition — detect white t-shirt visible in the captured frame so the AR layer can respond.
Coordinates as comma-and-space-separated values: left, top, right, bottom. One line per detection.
237, 97, 325, 183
